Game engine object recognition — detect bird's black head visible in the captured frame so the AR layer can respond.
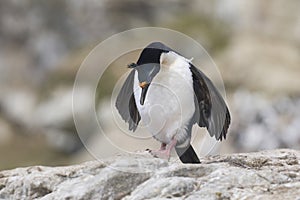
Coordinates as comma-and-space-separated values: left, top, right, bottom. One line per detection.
129, 42, 172, 105
137, 42, 171, 65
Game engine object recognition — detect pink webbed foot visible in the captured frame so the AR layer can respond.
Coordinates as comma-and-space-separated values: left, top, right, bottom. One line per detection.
146, 139, 177, 160
148, 149, 170, 160
146, 143, 168, 158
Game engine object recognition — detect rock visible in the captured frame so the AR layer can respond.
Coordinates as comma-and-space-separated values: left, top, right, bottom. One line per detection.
33, 86, 92, 153
0, 89, 37, 129
0, 118, 13, 145
216, 0, 300, 44
0, 149, 299, 200
217, 34, 300, 95
230, 90, 300, 152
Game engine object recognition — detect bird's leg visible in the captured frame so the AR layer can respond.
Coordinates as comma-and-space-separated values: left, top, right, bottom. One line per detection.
160, 143, 167, 150
148, 138, 177, 160
146, 143, 166, 155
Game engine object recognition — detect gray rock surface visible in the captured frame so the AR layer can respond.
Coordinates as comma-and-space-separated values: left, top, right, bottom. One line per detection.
230, 91, 300, 152
0, 149, 299, 200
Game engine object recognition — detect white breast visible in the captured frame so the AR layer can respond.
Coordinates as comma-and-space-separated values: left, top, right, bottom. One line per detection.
133, 52, 195, 145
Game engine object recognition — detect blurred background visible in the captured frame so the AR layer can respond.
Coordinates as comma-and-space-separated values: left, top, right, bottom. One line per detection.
0, 0, 300, 170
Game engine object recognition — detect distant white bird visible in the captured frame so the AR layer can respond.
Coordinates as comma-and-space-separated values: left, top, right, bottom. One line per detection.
116, 42, 230, 163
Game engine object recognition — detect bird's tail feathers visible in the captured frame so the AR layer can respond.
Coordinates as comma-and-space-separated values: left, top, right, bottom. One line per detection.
175, 145, 200, 164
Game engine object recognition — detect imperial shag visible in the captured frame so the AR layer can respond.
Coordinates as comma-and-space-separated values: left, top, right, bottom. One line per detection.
116, 42, 231, 163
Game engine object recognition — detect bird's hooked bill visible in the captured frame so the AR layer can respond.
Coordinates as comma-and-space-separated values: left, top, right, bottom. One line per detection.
139, 81, 148, 88
139, 82, 149, 105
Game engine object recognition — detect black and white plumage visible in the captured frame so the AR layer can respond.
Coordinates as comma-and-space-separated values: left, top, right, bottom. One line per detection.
116, 42, 230, 163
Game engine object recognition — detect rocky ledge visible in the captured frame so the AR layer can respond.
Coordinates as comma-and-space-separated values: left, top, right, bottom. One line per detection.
0, 149, 299, 200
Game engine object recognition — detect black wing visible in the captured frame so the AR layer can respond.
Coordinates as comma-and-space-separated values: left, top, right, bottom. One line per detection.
115, 70, 141, 131
190, 64, 231, 141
